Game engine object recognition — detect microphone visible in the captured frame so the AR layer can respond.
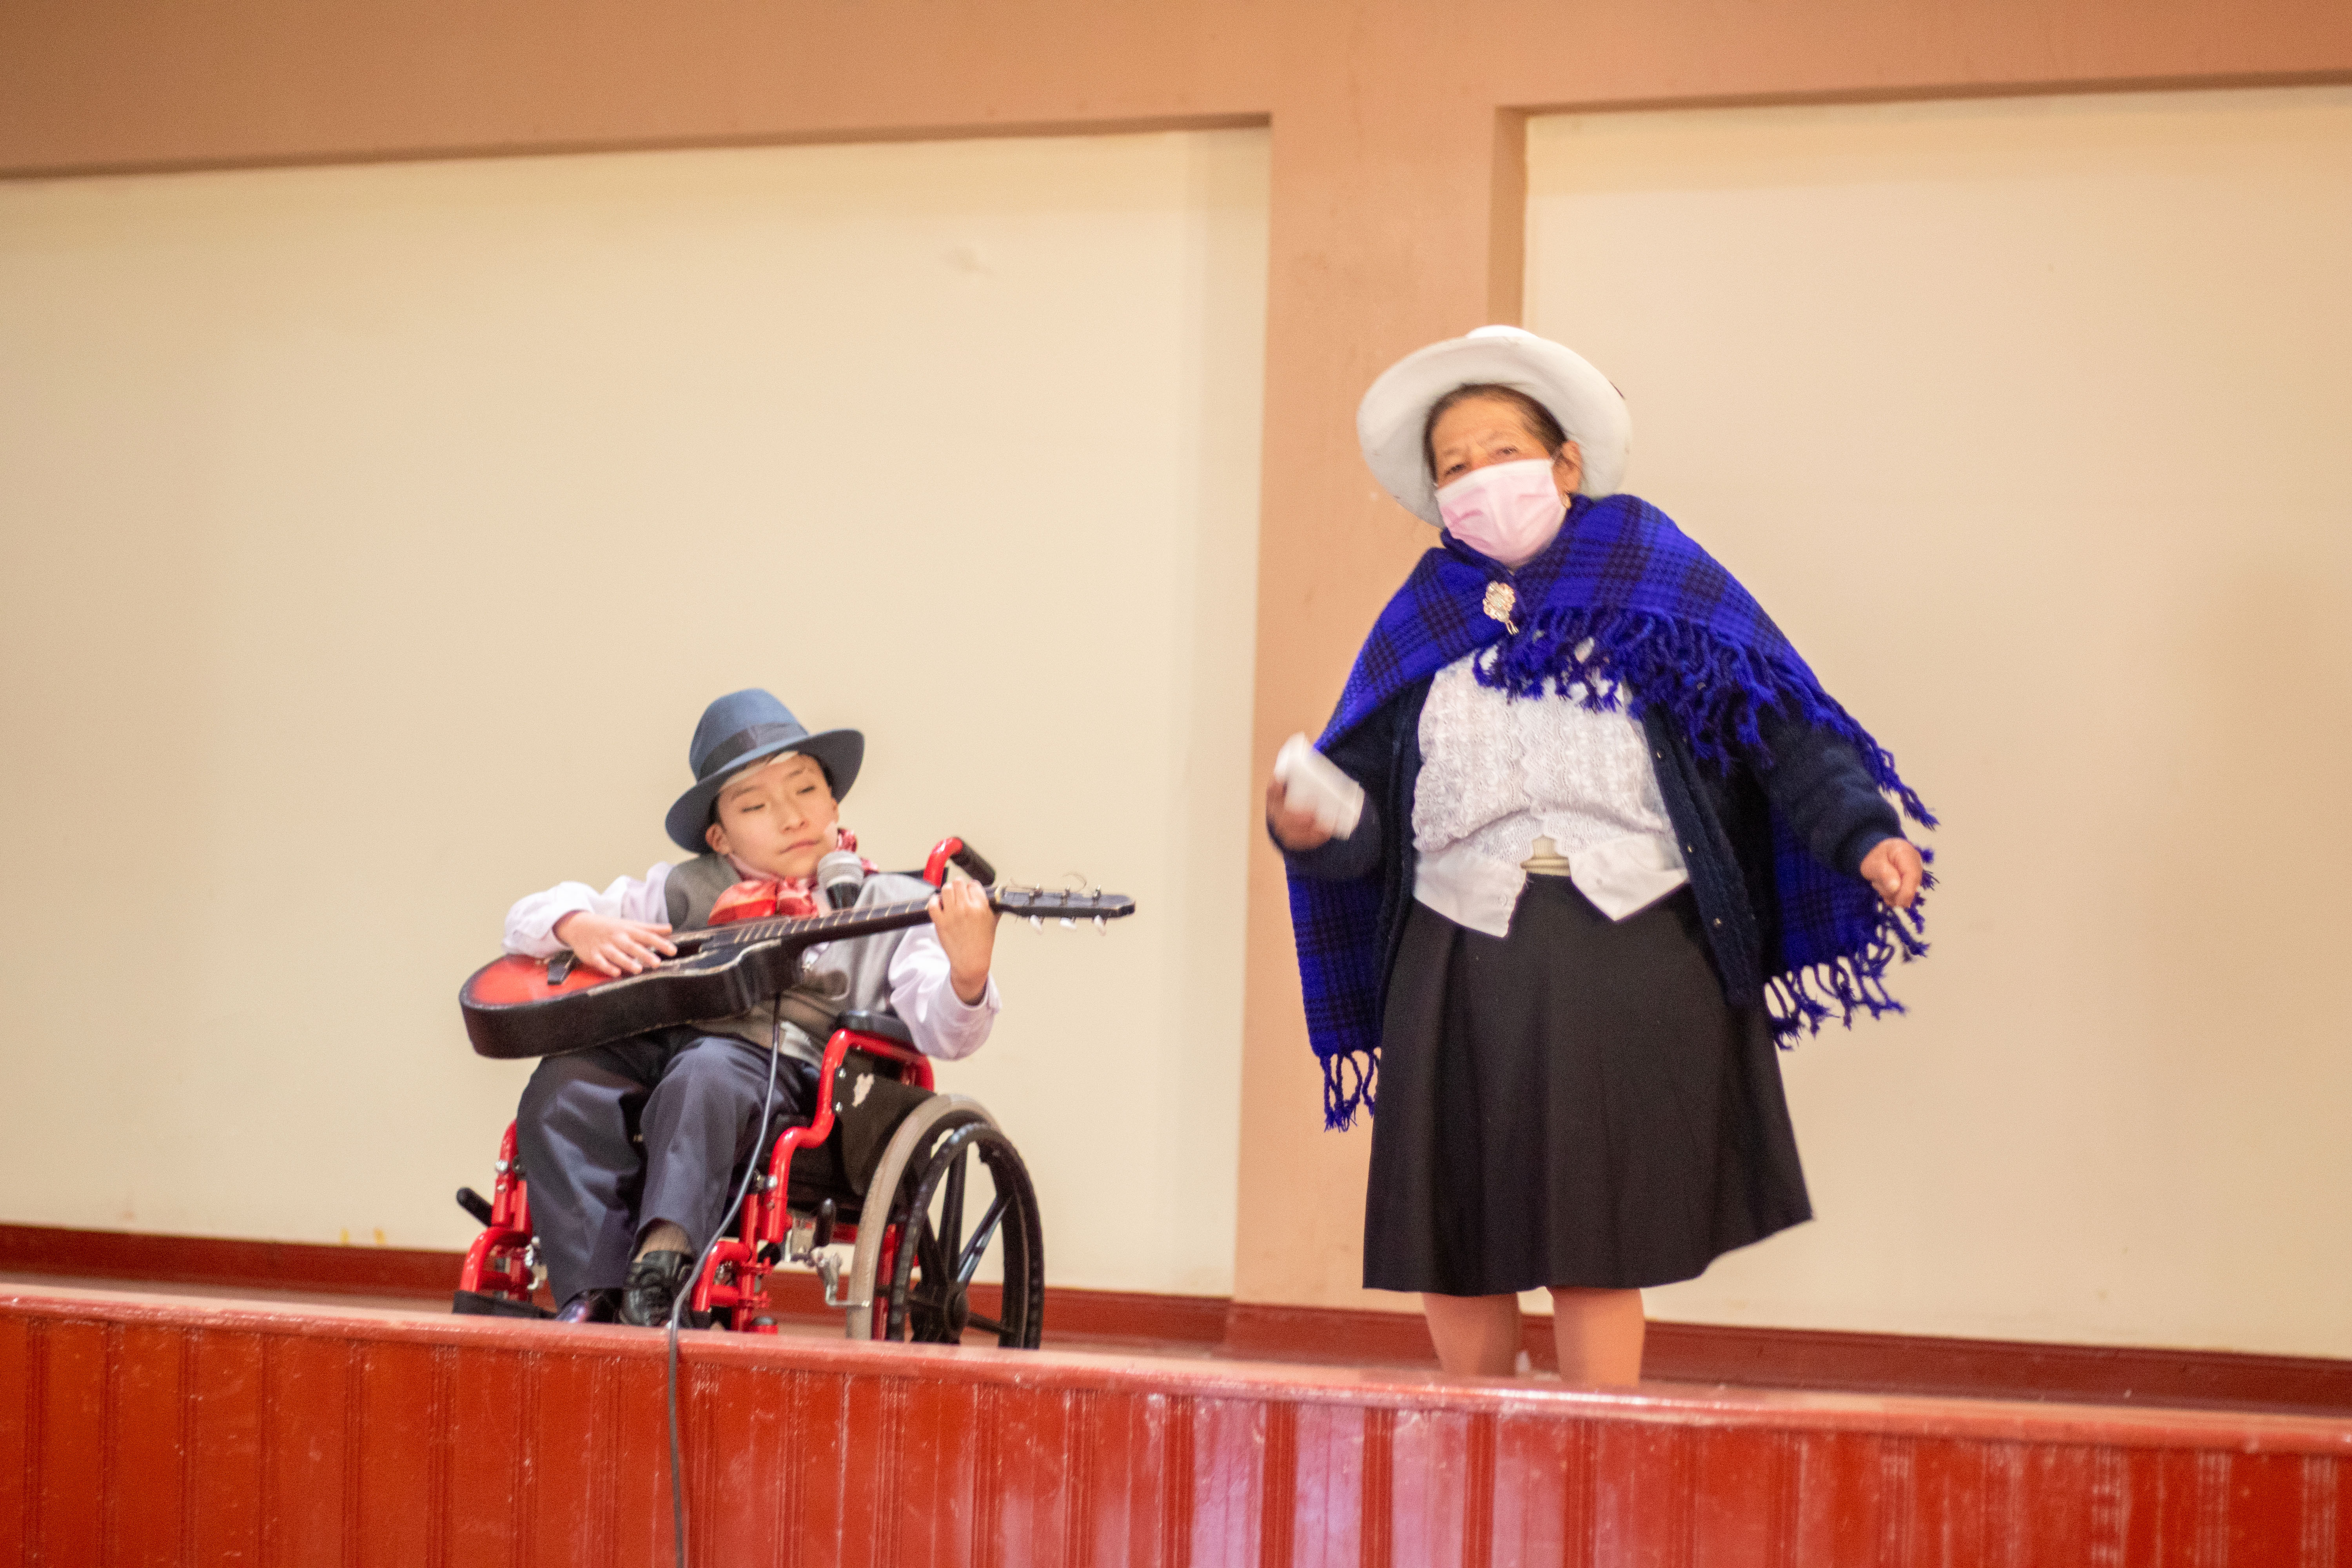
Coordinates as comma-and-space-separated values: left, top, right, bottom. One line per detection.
817, 850, 866, 911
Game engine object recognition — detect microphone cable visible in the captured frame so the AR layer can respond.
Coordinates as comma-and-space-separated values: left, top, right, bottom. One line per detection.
667, 1002, 787, 1568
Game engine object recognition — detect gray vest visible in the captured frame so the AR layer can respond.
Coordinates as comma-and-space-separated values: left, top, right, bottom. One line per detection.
664, 853, 935, 1065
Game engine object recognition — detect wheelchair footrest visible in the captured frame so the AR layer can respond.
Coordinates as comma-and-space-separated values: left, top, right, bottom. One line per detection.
452, 1288, 552, 1320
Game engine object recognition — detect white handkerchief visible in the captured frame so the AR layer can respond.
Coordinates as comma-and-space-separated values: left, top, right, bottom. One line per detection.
1274, 733, 1365, 840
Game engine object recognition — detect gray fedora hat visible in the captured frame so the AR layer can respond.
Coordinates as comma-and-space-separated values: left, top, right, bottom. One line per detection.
664, 688, 865, 852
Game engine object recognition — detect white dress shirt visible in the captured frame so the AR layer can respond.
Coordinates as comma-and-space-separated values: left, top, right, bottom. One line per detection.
503, 862, 1000, 1062
1412, 651, 1690, 938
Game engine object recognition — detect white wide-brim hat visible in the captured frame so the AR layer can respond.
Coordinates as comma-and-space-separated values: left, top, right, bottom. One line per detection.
1356, 325, 1631, 526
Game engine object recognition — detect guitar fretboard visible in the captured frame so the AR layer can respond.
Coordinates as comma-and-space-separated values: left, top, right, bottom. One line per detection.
687, 889, 1129, 953
699, 899, 935, 949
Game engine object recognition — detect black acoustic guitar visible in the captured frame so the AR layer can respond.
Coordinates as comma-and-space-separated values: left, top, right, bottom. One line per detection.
459, 887, 1134, 1060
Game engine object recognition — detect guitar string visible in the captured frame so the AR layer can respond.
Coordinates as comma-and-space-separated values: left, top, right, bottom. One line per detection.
695, 892, 1117, 949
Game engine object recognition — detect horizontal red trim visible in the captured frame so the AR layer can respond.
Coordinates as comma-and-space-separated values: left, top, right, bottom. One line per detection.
0, 1222, 461, 1298
762, 1270, 1232, 1344
1643, 1319, 2352, 1417
1226, 1300, 1432, 1363
9, 1223, 2347, 1416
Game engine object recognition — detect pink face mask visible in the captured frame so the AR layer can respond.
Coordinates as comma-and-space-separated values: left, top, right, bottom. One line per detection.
1435, 457, 1566, 568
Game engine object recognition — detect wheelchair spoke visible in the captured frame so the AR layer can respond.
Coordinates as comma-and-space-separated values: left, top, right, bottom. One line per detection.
940, 1149, 967, 1267
967, 1312, 1005, 1336
957, 1194, 1009, 1287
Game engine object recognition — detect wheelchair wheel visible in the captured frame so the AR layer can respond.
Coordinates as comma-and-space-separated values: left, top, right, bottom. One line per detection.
881, 1114, 1044, 1348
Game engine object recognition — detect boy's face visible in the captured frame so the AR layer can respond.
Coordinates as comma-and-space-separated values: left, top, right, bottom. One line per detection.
704, 751, 840, 882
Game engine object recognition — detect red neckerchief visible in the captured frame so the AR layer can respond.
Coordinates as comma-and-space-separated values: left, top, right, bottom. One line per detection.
707, 828, 878, 926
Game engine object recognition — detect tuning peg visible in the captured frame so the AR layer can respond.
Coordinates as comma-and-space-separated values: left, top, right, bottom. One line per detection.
1030, 916, 1043, 931
1060, 918, 1076, 930
1094, 916, 1106, 934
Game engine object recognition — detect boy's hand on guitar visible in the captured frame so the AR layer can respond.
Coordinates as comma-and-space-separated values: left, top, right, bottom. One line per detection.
929, 881, 999, 1005
553, 911, 677, 977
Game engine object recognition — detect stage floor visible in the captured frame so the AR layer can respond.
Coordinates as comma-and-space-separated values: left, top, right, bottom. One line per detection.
7, 1279, 2350, 1567
0, 1268, 1242, 1361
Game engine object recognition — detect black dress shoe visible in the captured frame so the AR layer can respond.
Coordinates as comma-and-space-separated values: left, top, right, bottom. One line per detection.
622, 1250, 697, 1327
555, 1288, 621, 1324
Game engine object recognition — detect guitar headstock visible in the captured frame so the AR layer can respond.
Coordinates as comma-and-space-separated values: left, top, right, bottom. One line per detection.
990, 887, 1137, 925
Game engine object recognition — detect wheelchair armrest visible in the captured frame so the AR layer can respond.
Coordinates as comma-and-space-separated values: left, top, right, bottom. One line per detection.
835, 1009, 913, 1048
826, 1009, 933, 1090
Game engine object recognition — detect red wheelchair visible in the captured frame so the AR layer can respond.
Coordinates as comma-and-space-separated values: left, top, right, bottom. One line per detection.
451, 842, 1046, 1347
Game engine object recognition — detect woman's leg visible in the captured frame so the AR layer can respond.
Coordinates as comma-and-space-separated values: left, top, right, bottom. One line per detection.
1548, 1287, 1644, 1386
1422, 1293, 1524, 1376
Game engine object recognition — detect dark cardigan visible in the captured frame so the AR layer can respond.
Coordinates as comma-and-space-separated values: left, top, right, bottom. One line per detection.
1279, 676, 1902, 1030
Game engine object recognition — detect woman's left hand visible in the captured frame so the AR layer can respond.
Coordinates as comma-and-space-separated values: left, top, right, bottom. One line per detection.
1860, 838, 1926, 910
929, 880, 999, 1004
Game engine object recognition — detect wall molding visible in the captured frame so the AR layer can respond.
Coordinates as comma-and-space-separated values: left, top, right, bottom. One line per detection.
7, 1222, 2345, 1416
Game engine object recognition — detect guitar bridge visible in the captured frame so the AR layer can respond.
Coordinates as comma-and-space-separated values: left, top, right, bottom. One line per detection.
545, 952, 575, 985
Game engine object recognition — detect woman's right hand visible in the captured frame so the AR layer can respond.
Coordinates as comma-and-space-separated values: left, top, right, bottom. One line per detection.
553, 911, 678, 976
1266, 776, 1335, 852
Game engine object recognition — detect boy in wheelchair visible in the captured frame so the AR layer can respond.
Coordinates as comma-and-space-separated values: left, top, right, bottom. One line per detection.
501, 687, 1000, 1326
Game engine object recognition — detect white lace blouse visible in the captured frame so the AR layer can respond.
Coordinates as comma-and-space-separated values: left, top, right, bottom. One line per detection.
1412, 650, 1690, 937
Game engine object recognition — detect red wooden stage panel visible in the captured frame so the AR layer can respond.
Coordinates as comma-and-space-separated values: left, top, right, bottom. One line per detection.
5, 1286, 2348, 1567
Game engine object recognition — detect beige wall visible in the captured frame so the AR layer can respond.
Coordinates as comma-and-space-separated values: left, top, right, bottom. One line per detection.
6, 74, 2350, 1363
0, 129, 1269, 1296
1520, 86, 2352, 1356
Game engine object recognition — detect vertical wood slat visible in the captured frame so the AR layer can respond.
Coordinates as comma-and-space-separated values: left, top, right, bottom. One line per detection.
2229, 1453, 2312, 1568
702, 1363, 784, 1568
263, 1333, 352, 1567
1388, 1408, 1472, 1568
355, 1341, 440, 1568
1593, 1418, 1699, 1567
188, 1331, 263, 1565
521, 1346, 606, 1565
1258, 1401, 1297, 1568
110, 1325, 192, 1568
1359, 1406, 1394, 1568
891, 1374, 976, 1568
445, 1346, 526, 1568
35, 1321, 105, 1566
1287, 1402, 1364, 1568
1486, 1408, 1573, 1565
1192, 1398, 1266, 1568
613, 1337, 675, 1568
2302, 1453, 2345, 1568
1158, 1391, 1196, 1568
1683, 1427, 1797, 1568
0, 1317, 29, 1557
1904, 1436, 1988, 1568
3, 1296, 2349, 1568
985, 1379, 1067, 1566
1073, 1386, 1143, 1566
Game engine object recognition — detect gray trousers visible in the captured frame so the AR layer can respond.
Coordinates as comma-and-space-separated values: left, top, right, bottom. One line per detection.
515, 1030, 817, 1309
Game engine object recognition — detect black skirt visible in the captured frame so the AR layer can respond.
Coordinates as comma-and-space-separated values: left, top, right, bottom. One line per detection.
1363, 877, 1811, 1295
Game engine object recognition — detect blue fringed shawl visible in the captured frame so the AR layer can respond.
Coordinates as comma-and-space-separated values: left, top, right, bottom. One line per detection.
1289, 494, 1935, 1129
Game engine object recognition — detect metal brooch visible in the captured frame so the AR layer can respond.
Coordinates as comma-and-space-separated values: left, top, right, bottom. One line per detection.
1482, 581, 1518, 632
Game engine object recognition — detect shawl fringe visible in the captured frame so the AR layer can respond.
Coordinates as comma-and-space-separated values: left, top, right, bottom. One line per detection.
1481, 604, 1936, 830
1763, 857, 1934, 1044
1323, 1050, 1377, 1132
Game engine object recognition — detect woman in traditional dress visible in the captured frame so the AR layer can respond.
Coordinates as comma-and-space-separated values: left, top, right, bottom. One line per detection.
1268, 327, 1931, 1384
